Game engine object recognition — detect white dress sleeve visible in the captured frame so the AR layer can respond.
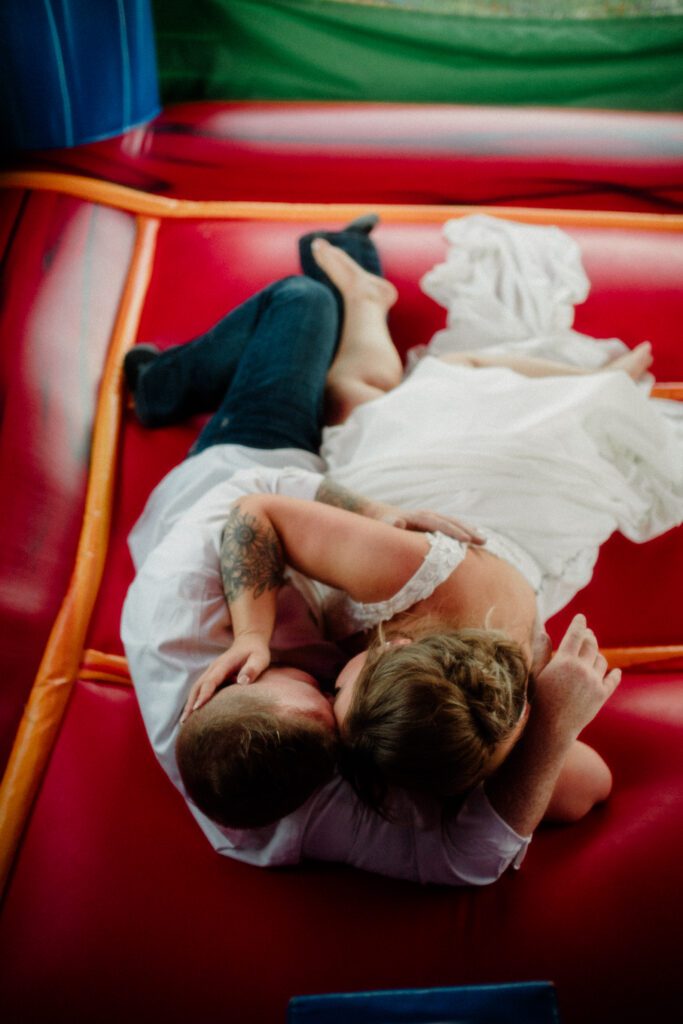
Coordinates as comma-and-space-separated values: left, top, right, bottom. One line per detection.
321, 531, 468, 638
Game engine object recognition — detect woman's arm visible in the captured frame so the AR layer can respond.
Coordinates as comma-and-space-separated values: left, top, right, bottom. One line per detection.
485, 615, 621, 836
439, 342, 650, 381
440, 350, 590, 377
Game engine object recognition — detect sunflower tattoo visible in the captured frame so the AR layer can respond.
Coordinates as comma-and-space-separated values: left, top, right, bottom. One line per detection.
220, 503, 286, 601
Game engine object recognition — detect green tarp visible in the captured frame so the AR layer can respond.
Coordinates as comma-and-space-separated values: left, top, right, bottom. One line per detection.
152, 0, 683, 110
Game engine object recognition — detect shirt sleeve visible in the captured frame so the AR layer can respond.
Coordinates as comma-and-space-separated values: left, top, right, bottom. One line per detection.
301, 779, 530, 886
440, 783, 531, 883
228, 465, 325, 502
128, 462, 325, 570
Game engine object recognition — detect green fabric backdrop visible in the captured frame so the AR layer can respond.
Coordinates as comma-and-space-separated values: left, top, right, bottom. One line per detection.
152, 0, 683, 110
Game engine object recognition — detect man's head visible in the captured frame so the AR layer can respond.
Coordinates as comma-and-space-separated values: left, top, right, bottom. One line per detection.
176, 668, 338, 829
335, 629, 531, 813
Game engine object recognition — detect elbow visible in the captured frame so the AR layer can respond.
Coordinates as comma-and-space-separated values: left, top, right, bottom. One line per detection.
545, 742, 613, 824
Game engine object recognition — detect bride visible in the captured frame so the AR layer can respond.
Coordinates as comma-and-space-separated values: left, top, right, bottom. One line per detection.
183, 229, 680, 820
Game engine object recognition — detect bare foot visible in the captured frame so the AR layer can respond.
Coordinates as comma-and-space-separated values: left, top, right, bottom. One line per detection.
312, 238, 398, 312
603, 341, 653, 381
316, 239, 403, 425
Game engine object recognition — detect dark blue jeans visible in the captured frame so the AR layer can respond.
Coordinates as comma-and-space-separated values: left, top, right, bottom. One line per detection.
134, 277, 338, 455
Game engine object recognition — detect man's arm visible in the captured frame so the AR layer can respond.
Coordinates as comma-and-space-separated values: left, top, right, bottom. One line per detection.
182, 491, 430, 719
485, 614, 621, 837
181, 498, 290, 721
315, 477, 485, 545
181, 480, 483, 720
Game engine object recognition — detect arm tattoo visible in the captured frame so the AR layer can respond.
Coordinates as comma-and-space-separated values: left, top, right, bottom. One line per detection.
220, 504, 285, 602
315, 477, 367, 514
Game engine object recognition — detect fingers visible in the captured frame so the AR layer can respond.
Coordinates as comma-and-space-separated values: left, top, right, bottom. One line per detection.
378, 511, 406, 529
180, 667, 222, 723
606, 667, 622, 695
434, 514, 485, 544
179, 643, 271, 723
594, 651, 608, 674
557, 615, 614, 675
179, 701, 193, 725
235, 650, 270, 686
578, 627, 598, 660
180, 686, 204, 724
557, 613, 588, 656
403, 510, 486, 544
179, 653, 236, 723
378, 502, 486, 545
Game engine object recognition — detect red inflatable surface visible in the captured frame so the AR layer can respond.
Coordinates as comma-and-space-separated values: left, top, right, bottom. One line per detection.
1, 142, 682, 1023
16, 101, 683, 212
0, 190, 138, 770
1, 670, 680, 1024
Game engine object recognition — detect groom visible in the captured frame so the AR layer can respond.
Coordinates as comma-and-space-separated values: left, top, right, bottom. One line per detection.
122, 219, 619, 884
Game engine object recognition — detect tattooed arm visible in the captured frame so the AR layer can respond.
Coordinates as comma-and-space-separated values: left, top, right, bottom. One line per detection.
183, 476, 481, 718
181, 501, 286, 720
315, 478, 485, 545
182, 491, 433, 719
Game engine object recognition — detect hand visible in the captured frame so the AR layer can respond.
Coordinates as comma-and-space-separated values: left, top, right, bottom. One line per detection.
532, 614, 621, 742
180, 632, 271, 723
371, 501, 485, 545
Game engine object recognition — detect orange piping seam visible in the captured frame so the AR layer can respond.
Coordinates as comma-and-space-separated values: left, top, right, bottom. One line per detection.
2, 170, 683, 232
80, 670, 133, 686
80, 649, 132, 685
651, 383, 683, 401
75, 643, 683, 688
0, 215, 160, 895
80, 649, 130, 671
601, 646, 683, 669
76, 645, 683, 685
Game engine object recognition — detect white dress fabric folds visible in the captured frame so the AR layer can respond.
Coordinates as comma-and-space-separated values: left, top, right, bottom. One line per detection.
322, 216, 683, 621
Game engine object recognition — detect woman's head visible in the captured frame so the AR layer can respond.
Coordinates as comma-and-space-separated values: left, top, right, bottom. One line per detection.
336, 628, 530, 814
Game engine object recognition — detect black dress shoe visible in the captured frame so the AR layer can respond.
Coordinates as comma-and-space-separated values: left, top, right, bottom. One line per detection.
123, 343, 160, 393
342, 212, 380, 234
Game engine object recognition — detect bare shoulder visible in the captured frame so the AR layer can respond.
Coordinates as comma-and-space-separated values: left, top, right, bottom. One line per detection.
405, 546, 537, 637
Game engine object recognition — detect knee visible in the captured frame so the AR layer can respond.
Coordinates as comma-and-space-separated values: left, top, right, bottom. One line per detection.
273, 276, 336, 315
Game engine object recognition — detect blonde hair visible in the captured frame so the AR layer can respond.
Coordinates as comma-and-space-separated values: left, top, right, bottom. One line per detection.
340, 628, 528, 815
176, 687, 338, 829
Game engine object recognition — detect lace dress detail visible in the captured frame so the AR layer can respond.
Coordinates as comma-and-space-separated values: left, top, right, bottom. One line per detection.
323, 532, 467, 638
476, 527, 543, 595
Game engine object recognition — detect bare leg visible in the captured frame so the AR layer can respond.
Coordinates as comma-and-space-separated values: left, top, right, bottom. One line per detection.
440, 340, 653, 382
311, 239, 403, 425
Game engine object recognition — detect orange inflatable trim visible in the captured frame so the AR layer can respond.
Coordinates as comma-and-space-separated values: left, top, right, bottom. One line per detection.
0, 171, 681, 895
0, 211, 159, 890
3, 170, 683, 232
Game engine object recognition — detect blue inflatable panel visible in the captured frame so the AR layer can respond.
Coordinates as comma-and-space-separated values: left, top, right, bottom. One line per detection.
288, 982, 560, 1024
0, 0, 160, 150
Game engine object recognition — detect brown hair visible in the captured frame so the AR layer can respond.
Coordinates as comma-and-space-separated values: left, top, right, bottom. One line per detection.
176, 688, 338, 829
340, 628, 528, 815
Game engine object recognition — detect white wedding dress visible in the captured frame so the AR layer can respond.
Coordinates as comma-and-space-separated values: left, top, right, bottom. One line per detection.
321, 217, 683, 621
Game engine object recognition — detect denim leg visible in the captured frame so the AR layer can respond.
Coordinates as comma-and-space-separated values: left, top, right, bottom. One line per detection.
133, 279, 298, 428
192, 277, 338, 455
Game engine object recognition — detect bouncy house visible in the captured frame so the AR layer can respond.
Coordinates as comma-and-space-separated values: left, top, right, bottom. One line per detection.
1, 3, 683, 1022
